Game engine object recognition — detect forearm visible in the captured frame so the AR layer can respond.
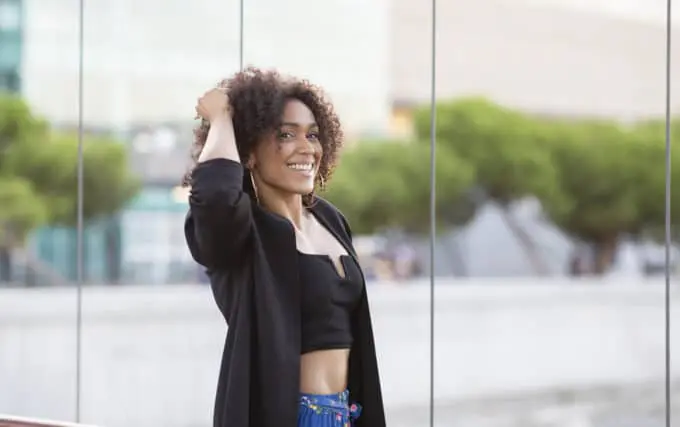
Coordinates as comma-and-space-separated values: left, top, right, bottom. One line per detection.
198, 115, 240, 163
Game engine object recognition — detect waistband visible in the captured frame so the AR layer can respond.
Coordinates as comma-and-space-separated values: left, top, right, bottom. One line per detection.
299, 390, 362, 420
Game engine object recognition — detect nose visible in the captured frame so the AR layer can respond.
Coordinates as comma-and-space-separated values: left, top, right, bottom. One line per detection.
297, 137, 317, 153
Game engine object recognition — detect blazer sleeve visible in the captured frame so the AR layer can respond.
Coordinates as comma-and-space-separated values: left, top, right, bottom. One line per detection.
184, 158, 253, 269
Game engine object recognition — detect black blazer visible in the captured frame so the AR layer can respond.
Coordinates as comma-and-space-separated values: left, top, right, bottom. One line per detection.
184, 158, 386, 427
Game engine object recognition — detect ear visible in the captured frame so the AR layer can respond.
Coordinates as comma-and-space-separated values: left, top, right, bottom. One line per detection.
246, 153, 256, 170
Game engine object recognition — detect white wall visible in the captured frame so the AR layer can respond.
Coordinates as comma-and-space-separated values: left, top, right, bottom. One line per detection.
23, 0, 678, 138
21, 0, 391, 136
519, 0, 680, 25
391, 0, 680, 120
1, 279, 678, 427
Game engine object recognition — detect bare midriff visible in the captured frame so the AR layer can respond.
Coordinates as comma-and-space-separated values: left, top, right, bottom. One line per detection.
299, 348, 350, 394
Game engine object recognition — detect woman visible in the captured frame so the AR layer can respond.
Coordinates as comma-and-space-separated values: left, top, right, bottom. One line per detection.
182, 67, 386, 427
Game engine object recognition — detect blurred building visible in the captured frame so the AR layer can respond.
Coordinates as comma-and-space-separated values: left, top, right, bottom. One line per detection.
386, 0, 680, 277
118, 126, 196, 284
0, 0, 21, 92
9, 0, 680, 282
19, 0, 392, 137
389, 0, 680, 134
16, 0, 392, 284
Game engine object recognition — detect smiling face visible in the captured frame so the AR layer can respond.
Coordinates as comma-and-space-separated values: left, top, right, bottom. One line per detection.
248, 98, 322, 198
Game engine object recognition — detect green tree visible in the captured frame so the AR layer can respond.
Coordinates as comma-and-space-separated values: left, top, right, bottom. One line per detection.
537, 120, 646, 274
0, 177, 47, 248
0, 93, 140, 283
0, 95, 48, 247
0, 94, 48, 158
323, 140, 475, 235
628, 119, 680, 241
414, 98, 562, 274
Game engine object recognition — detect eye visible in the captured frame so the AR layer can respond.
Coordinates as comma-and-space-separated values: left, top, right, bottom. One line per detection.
307, 132, 320, 141
277, 131, 294, 141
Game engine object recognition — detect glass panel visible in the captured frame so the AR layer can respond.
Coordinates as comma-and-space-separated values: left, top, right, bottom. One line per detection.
668, 2, 680, 425
0, 0, 82, 423
376, 1, 436, 425
429, 0, 680, 426
243, 0, 432, 425
75, 1, 240, 426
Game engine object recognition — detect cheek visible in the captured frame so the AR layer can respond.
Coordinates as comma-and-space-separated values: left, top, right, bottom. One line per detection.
256, 144, 289, 176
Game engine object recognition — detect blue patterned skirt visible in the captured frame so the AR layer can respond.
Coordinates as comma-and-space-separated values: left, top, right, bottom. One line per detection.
297, 390, 361, 427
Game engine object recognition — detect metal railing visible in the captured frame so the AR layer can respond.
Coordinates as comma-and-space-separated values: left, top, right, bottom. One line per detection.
0, 415, 98, 427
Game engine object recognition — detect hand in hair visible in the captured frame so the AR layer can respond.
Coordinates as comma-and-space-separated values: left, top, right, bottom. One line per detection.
195, 87, 239, 164
195, 87, 231, 123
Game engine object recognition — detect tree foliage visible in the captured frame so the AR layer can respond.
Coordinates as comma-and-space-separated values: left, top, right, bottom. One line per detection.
627, 119, 680, 238
535, 118, 679, 273
322, 140, 475, 235
413, 98, 562, 206
0, 93, 140, 247
539, 121, 639, 238
326, 96, 677, 275
0, 176, 47, 247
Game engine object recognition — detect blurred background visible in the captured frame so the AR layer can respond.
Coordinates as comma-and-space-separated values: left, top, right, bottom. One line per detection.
1, 0, 680, 425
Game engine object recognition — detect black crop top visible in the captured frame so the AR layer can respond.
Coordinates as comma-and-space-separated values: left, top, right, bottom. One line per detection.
298, 252, 363, 354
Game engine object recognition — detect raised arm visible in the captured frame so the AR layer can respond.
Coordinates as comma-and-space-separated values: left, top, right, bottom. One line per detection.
185, 88, 253, 270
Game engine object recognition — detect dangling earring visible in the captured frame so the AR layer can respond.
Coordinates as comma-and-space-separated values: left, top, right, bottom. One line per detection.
249, 167, 259, 204
318, 174, 326, 191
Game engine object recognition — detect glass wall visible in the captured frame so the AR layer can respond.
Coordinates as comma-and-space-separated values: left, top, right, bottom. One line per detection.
429, 0, 680, 425
0, 0, 82, 422
75, 1, 240, 425
1, 0, 679, 426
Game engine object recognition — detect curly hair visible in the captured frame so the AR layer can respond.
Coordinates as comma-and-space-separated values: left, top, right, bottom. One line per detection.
182, 67, 344, 205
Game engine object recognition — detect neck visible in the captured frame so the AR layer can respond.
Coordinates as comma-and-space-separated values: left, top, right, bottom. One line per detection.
257, 184, 306, 229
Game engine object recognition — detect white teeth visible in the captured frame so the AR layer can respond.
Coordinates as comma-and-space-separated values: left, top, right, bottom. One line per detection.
288, 163, 313, 171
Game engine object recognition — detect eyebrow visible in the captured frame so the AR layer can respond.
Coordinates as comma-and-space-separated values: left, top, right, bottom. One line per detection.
280, 121, 318, 129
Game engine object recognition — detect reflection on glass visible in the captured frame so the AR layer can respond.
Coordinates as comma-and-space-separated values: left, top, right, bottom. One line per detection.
429, 1, 680, 426
75, 1, 240, 426
243, 1, 431, 426
2, 0, 677, 425
0, 0, 82, 423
